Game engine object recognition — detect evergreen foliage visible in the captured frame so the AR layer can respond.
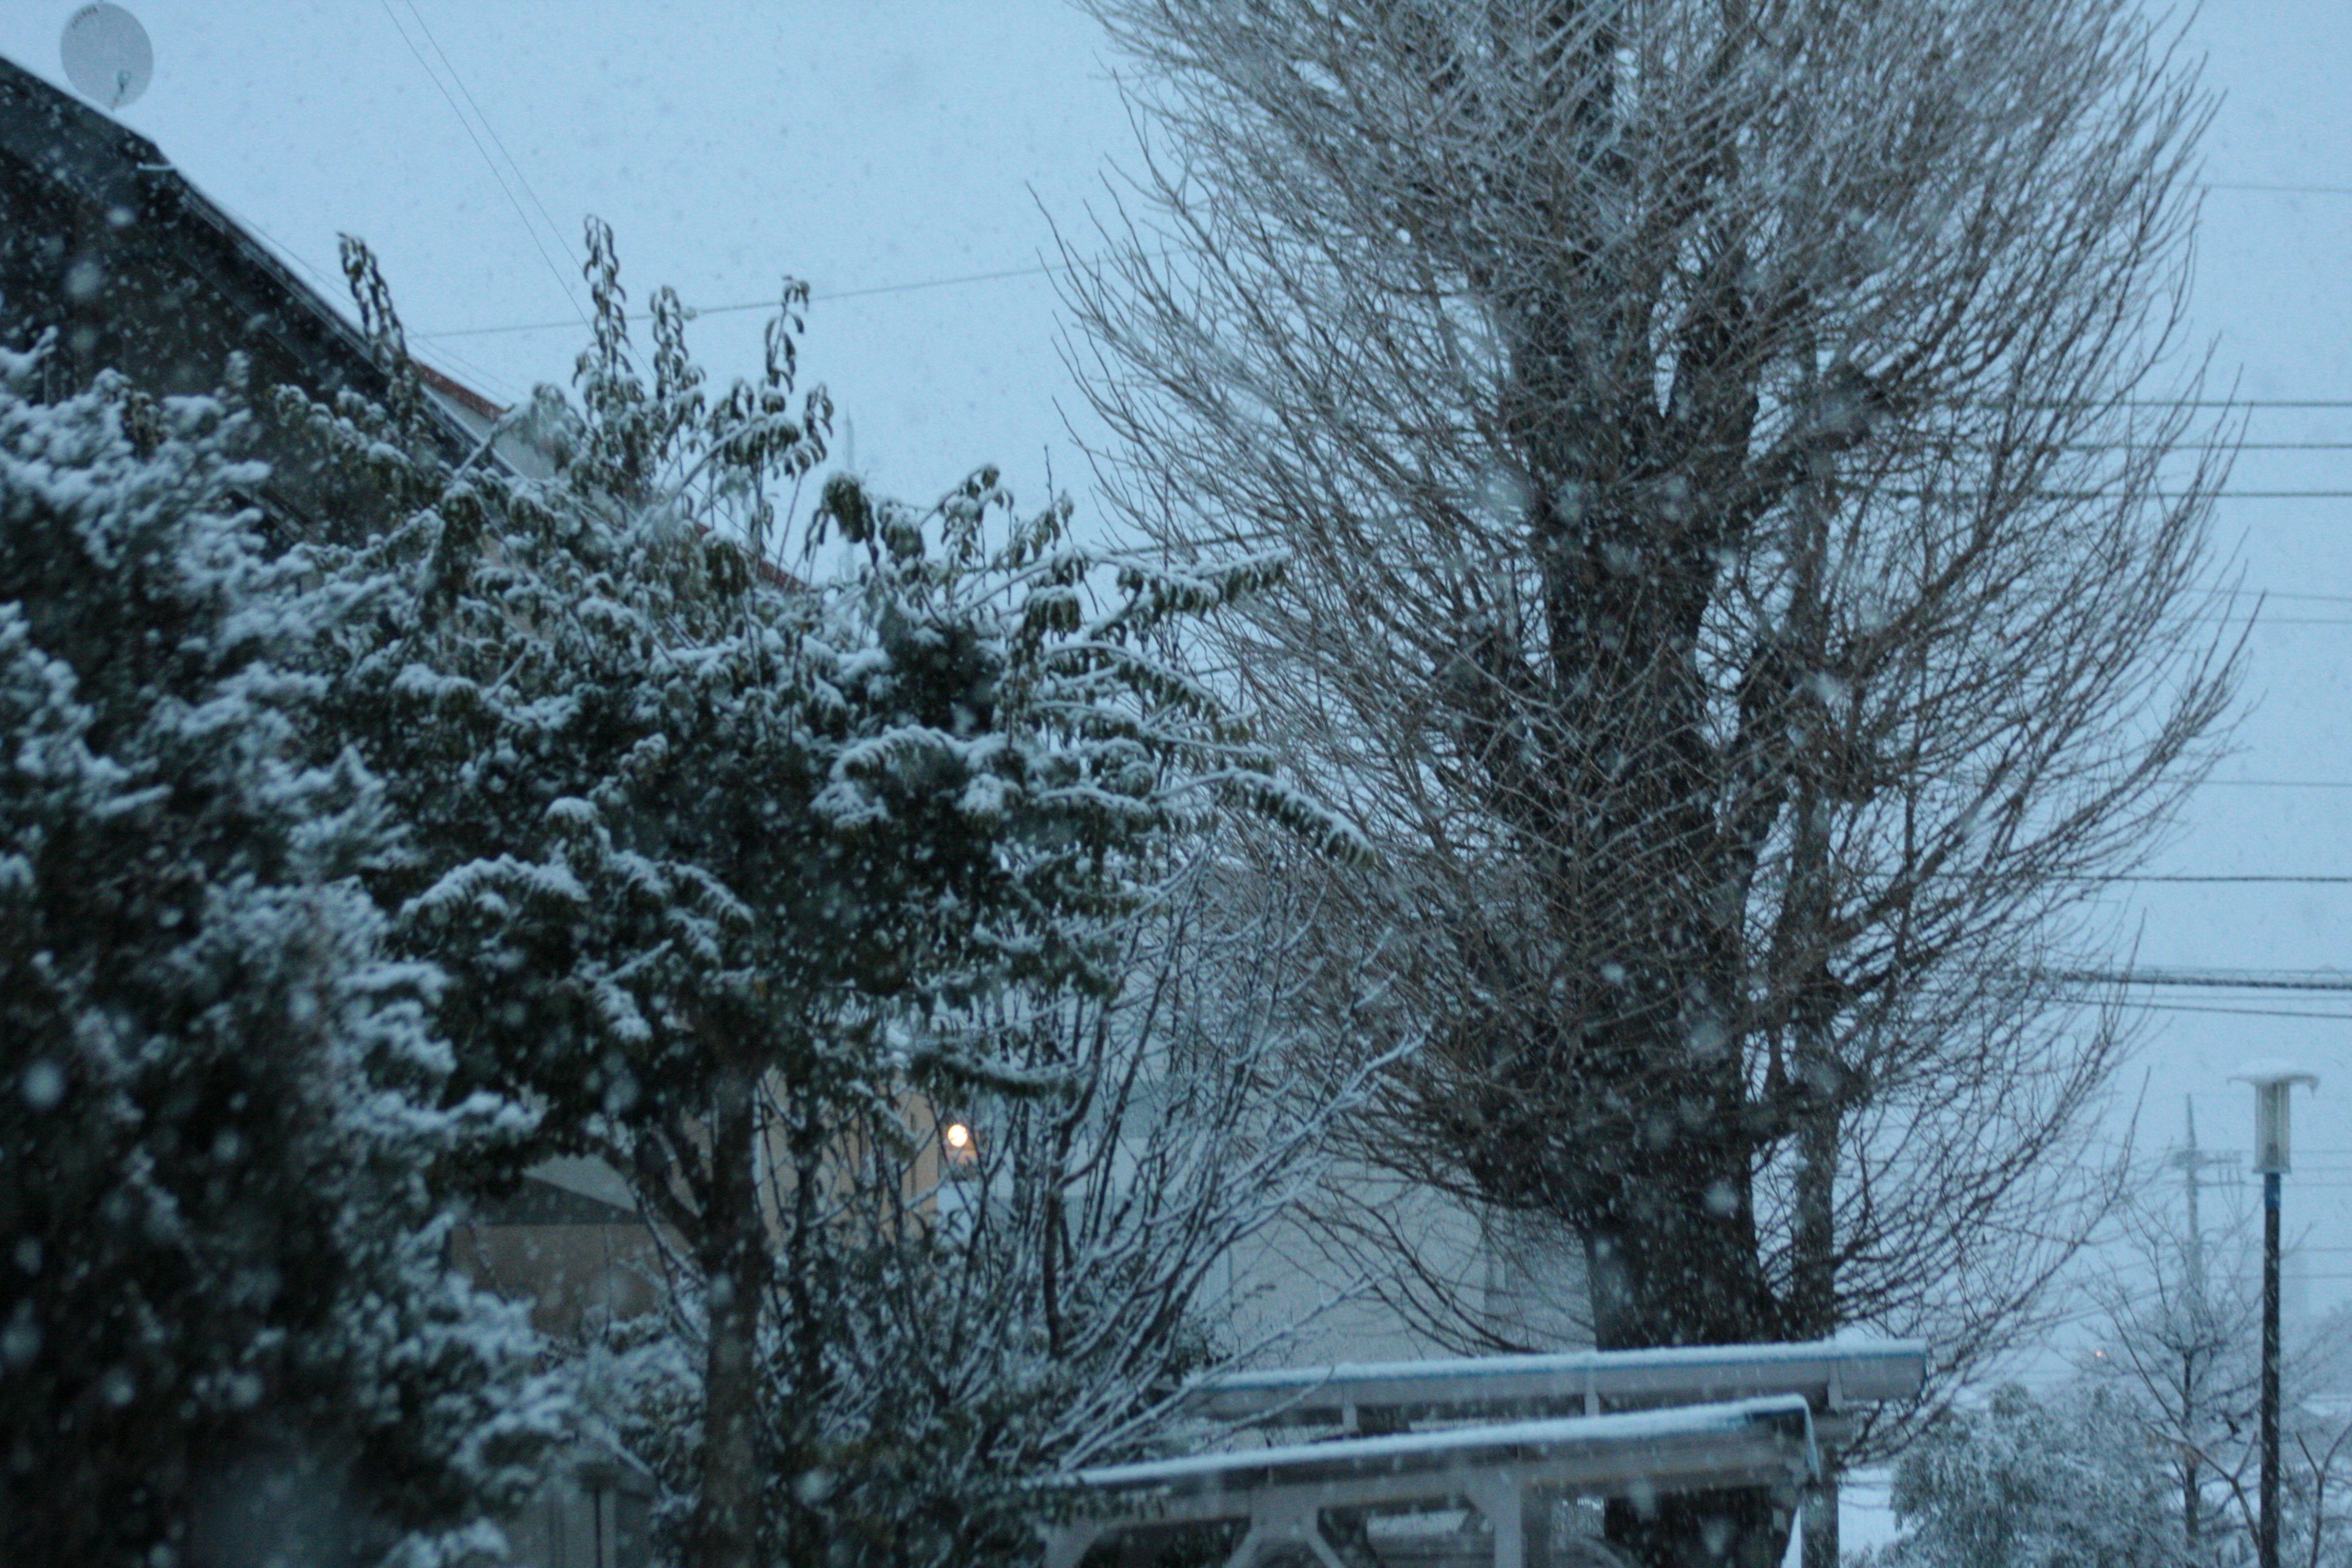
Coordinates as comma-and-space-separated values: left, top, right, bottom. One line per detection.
301, 226, 1347, 1567
0, 342, 560, 1568
1876, 1384, 2187, 1568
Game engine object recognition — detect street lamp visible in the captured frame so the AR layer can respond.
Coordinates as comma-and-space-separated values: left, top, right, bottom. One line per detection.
2235, 1062, 2318, 1568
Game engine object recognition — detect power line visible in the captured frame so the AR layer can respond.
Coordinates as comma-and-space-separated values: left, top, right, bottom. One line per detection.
396, 1, 581, 273
2208, 182, 2352, 197
2097, 876, 2352, 884
2057, 968, 2352, 992
391, 277, 2352, 438
375, 0, 587, 328
412, 258, 1074, 341
2124, 1003, 2352, 1022
1889, 489, 2352, 500
2173, 611, 2352, 625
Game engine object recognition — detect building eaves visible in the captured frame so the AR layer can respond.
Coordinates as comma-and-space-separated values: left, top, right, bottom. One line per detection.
0, 51, 482, 463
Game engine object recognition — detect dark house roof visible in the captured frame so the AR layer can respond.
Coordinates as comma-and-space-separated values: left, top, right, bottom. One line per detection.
0, 51, 493, 538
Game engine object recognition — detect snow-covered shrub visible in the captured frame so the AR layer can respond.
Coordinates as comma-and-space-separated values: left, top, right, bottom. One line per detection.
753, 856, 1396, 1568
0, 343, 560, 1568
300, 227, 1370, 1567
1872, 1382, 2187, 1568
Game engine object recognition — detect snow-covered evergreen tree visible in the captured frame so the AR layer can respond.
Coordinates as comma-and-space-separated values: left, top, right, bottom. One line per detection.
1874, 1383, 2188, 1568
1878, 1169, 2352, 1568
0, 342, 560, 1568
301, 228, 1357, 1568
2078, 1163, 2352, 1568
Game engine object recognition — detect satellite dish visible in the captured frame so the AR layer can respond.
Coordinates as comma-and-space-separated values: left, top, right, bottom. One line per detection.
60, 5, 153, 111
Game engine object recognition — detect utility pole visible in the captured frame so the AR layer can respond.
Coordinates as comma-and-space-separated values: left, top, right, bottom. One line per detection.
2168, 1096, 2233, 1546
2265, 1163, 2282, 1568
2170, 1097, 2227, 1306
2236, 1065, 2318, 1568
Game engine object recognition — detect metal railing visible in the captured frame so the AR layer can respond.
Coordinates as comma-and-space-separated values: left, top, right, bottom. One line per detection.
1041, 1338, 1926, 1568
1180, 1336, 1926, 1442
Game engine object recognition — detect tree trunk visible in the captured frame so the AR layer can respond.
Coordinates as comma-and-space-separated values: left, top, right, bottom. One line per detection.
1800, 1469, 1839, 1568
1793, 1099, 1841, 1568
1608, 1489, 1788, 1568
1783, 485, 1844, 1566
1533, 512, 1787, 1568
1589, 1172, 1790, 1568
689, 1068, 763, 1568
1792, 1084, 1842, 1568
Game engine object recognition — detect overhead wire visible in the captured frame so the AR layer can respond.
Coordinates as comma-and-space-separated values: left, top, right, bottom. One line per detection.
399, 246, 2352, 378
1882, 489, 2352, 499
199, 190, 525, 404
2207, 181, 2352, 197
2056, 968, 2352, 991
410, 258, 1081, 340
395, 0, 582, 276
2199, 589, 2352, 604
384, 167, 2347, 362
2115, 1003, 2352, 1023
2090, 875, 2352, 884
374, 0, 588, 329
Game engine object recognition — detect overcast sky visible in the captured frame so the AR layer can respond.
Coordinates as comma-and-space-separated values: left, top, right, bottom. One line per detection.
7, 0, 2352, 1401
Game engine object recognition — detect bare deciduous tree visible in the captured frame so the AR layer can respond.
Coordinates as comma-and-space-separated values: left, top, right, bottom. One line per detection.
2087, 1134, 2352, 1568
1063, 1, 2241, 1560
692, 856, 1400, 1567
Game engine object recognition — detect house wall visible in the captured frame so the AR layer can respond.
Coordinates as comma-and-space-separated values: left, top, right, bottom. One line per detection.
502, 1461, 655, 1568
1218, 1165, 1595, 1367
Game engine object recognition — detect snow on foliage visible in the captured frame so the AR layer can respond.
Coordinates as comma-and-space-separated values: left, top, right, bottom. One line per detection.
296, 227, 1374, 1568
0, 341, 560, 1568
1871, 1384, 2187, 1568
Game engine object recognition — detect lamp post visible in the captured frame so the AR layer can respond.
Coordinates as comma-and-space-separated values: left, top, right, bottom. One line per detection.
2236, 1063, 2318, 1568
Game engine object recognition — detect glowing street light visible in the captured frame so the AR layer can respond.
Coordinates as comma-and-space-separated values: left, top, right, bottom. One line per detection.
943, 1120, 976, 1167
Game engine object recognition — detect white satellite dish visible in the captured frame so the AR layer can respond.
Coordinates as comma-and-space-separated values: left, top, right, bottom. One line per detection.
60, 5, 153, 111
